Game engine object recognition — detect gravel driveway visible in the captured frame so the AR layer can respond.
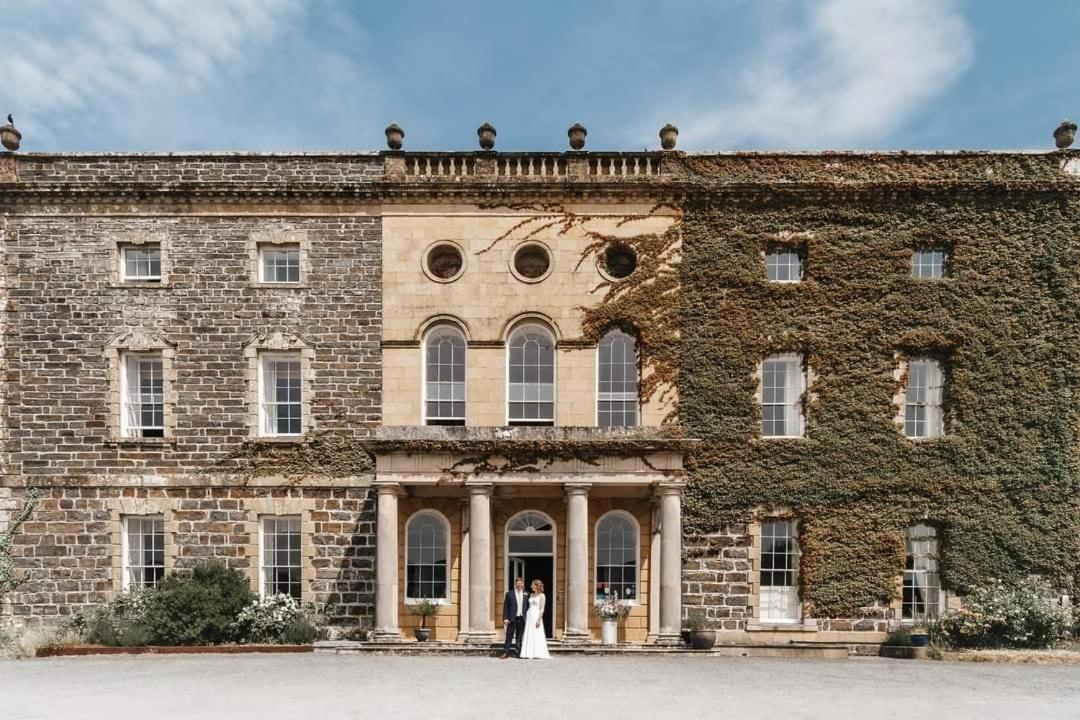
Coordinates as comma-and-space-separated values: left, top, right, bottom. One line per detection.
2, 653, 1077, 719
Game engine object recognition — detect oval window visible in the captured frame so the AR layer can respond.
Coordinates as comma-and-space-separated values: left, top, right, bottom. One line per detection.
512, 243, 551, 281
425, 243, 465, 281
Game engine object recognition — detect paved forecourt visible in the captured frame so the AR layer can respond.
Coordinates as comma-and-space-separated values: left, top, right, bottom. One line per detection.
3, 654, 1078, 719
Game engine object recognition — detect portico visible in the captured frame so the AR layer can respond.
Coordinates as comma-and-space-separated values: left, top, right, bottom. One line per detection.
370, 427, 692, 644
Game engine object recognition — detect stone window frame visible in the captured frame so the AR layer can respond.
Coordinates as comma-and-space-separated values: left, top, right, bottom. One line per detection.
755, 353, 812, 440
422, 323, 468, 427
248, 229, 311, 288
104, 331, 177, 445
112, 231, 169, 288
593, 509, 641, 604
403, 509, 452, 604
106, 497, 177, 594
505, 320, 558, 426
242, 497, 316, 599
893, 353, 946, 440
243, 331, 315, 441
746, 509, 818, 632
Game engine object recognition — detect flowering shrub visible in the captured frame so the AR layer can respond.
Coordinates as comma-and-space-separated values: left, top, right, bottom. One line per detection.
232, 594, 318, 644
595, 593, 630, 620
933, 579, 1070, 649
72, 589, 155, 647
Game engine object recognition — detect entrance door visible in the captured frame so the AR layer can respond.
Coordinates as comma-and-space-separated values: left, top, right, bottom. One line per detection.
507, 555, 554, 638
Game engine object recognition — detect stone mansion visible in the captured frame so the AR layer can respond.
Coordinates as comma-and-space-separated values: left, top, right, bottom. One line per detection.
1, 123, 1077, 646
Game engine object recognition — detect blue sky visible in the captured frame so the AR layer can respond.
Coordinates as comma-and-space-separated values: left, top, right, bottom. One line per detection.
2, 0, 1079, 153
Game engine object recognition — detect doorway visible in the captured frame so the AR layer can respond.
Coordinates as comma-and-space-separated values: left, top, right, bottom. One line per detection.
505, 511, 556, 638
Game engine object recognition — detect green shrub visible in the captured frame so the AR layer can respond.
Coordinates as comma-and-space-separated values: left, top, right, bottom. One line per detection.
883, 627, 912, 647
280, 616, 318, 645
141, 562, 254, 646
71, 590, 154, 647
935, 579, 1070, 649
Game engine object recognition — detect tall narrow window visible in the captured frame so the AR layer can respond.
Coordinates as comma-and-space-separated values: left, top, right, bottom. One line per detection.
121, 352, 164, 438
760, 519, 800, 622
904, 358, 944, 439
121, 244, 162, 282
597, 330, 639, 427
424, 326, 466, 426
260, 353, 302, 436
123, 515, 165, 590
261, 516, 301, 599
903, 523, 942, 620
260, 244, 301, 283
766, 246, 802, 282
761, 354, 805, 438
405, 511, 450, 601
595, 512, 638, 601
507, 324, 555, 425
912, 248, 947, 279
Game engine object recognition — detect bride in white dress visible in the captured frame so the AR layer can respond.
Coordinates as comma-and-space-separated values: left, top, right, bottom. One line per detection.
519, 579, 551, 659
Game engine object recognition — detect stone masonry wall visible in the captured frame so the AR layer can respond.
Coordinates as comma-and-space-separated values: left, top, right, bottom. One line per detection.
14, 154, 382, 184
682, 526, 753, 630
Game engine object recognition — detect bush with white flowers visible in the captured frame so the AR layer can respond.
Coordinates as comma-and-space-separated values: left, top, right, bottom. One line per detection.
934, 578, 1070, 649
233, 593, 316, 644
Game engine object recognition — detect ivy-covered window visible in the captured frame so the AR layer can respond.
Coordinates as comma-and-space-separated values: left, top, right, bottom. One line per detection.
597, 330, 639, 427
508, 324, 555, 425
406, 511, 449, 601
766, 246, 803, 282
424, 325, 466, 426
760, 519, 800, 622
903, 523, 942, 620
912, 247, 948, 279
761, 354, 805, 438
904, 358, 944, 439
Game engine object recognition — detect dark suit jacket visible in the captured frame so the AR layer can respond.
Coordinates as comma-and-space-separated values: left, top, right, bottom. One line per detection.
503, 589, 529, 624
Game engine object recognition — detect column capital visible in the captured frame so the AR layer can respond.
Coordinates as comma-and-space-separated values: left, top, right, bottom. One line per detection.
465, 483, 493, 496
564, 482, 592, 497
654, 481, 686, 497
374, 481, 403, 496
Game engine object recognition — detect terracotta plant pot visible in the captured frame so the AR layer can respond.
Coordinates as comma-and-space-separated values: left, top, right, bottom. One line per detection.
659, 123, 679, 151
477, 122, 497, 151
689, 629, 716, 650
568, 123, 587, 151
385, 123, 404, 151
1054, 120, 1076, 149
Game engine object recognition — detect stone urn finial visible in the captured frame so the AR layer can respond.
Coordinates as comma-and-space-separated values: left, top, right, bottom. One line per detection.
385, 123, 404, 151
1, 114, 21, 152
477, 122, 496, 151
568, 123, 587, 151
1054, 120, 1077, 149
659, 123, 678, 150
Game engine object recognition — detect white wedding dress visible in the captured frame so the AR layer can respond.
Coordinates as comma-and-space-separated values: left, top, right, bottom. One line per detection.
518, 593, 551, 659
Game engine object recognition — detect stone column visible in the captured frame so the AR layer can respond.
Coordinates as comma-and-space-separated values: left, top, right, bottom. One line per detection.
373, 483, 402, 641
656, 482, 684, 645
564, 483, 591, 643
462, 484, 496, 644
646, 497, 662, 643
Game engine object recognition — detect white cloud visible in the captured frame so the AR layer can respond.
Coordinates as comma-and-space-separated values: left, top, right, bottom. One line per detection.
659, 0, 974, 149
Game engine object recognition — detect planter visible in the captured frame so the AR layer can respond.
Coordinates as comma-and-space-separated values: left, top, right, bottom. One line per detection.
600, 618, 618, 646
477, 122, 496, 150
385, 123, 404, 150
659, 123, 678, 150
689, 630, 716, 650
414, 627, 431, 642
568, 123, 587, 151
1054, 120, 1076, 149
910, 632, 929, 647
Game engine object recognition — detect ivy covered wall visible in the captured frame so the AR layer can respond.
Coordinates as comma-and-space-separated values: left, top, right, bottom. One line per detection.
586, 176, 1080, 618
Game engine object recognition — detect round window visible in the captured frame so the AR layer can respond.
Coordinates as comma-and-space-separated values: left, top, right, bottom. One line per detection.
602, 243, 637, 279
424, 242, 465, 281
512, 243, 552, 281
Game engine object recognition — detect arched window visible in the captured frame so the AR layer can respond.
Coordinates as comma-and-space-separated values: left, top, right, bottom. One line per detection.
595, 511, 639, 602
507, 324, 555, 425
405, 511, 450, 601
598, 330, 639, 427
424, 325, 466, 426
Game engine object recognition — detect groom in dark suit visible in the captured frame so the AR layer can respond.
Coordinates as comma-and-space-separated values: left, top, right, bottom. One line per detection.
500, 577, 527, 659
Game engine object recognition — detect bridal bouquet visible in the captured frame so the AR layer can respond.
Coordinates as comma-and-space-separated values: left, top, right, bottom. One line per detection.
595, 592, 631, 620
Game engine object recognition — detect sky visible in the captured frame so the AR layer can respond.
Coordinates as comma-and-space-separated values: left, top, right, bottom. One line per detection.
1, 0, 1078, 153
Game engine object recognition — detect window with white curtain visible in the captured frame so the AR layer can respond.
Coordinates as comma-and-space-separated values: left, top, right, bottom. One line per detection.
760, 518, 800, 622
595, 512, 638, 601
904, 358, 944, 438
260, 515, 302, 599
507, 324, 555, 425
597, 330, 639, 427
766, 247, 802, 282
903, 523, 942, 620
761, 354, 805, 438
912, 248, 947, 279
424, 326, 466, 426
260, 352, 302, 436
405, 511, 450, 601
123, 515, 165, 590
121, 352, 164, 438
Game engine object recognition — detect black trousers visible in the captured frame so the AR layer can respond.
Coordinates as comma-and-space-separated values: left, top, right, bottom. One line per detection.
503, 616, 525, 655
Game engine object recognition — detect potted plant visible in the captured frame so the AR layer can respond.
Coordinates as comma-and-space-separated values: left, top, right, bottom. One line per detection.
910, 621, 930, 647
684, 612, 716, 650
595, 592, 629, 646
408, 600, 439, 642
